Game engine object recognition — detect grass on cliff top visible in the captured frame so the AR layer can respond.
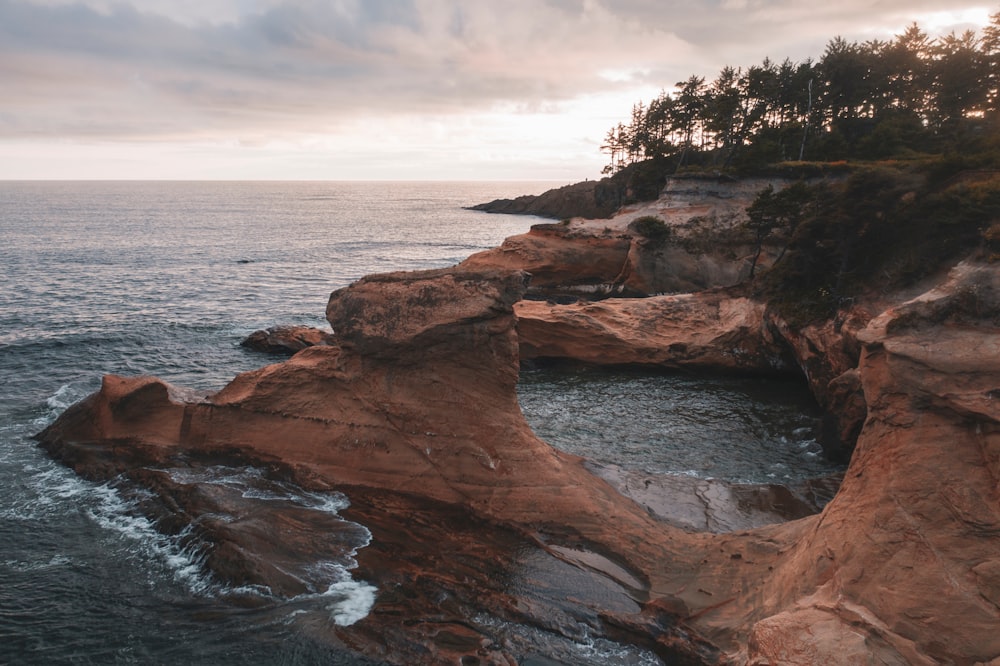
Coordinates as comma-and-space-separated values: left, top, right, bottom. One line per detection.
749, 156, 1000, 325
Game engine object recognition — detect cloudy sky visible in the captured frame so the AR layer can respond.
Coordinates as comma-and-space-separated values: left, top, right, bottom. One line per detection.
0, 0, 993, 180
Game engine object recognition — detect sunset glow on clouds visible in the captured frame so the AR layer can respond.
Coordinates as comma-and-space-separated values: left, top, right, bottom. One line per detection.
0, 0, 993, 180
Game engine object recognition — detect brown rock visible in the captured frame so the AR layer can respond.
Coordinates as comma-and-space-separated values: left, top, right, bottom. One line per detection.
747, 261, 1000, 664
459, 224, 631, 299
515, 291, 796, 375
35, 259, 1000, 665
240, 325, 332, 354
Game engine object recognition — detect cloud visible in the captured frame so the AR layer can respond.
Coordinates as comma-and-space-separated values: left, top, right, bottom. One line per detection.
0, 0, 700, 140
0, 0, 993, 178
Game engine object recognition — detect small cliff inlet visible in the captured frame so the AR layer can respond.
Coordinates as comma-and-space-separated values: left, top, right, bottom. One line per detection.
3, 182, 844, 665
7, 173, 999, 665
519, 365, 835, 483
519, 366, 845, 533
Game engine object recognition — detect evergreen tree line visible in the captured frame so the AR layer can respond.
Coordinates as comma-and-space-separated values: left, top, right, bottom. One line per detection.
602, 14, 1000, 174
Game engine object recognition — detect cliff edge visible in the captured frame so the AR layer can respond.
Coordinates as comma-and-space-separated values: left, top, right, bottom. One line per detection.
34, 178, 1000, 664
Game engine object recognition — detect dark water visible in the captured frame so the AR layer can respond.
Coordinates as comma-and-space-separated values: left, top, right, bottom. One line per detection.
0, 181, 841, 665
517, 365, 836, 483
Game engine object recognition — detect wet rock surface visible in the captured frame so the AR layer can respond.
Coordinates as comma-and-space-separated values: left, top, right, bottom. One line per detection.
35, 205, 1000, 663
588, 462, 842, 533
240, 325, 332, 355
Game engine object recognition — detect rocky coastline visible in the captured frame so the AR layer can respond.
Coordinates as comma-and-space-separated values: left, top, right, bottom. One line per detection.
36, 176, 1000, 664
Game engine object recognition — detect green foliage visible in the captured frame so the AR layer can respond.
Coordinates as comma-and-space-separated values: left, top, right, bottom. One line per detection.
594, 158, 670, 208
755, 161, 998, 324
629, 215, 670, 242
600, 12, 1000, 177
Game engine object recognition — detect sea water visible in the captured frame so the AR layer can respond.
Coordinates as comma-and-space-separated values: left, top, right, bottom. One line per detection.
0, 181, 842, 665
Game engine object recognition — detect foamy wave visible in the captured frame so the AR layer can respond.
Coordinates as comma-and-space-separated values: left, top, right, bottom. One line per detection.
573, 626, 663, 665
472, 613, 663, 665
83, 482, 216, 595
31, 382, 90, 429
46, 383, 80, 411
7, 459, 219, 595
161, 463, 377, 624
324, 578, 378, 626
283, 564, 377, 627
165, 466, 355, 517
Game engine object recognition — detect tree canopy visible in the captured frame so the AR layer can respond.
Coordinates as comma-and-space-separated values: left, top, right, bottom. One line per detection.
601, 13, 1000, 175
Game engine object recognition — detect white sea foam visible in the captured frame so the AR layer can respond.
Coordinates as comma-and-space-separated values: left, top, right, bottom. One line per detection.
32, 382, 89, 429
295, 489, 352, 515
473, 613, 663, 665
323, 578, 378, 626
83, 482, 216, 595
573, 628, 663, 665
45, 383, 77, 413
162, 463, 377, 624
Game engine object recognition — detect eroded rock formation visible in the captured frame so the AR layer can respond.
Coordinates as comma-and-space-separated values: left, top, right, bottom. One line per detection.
516, 292, 795, 375
741, 262, 1000, 664
37, 268, 721, 664
36, 251, 1000, 662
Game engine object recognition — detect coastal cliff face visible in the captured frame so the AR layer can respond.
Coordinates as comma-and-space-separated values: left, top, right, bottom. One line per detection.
742, 261, 1000, 665
460, 176, 783, 298
515, 293, 794, 375
37, 267, 723, 664
35, 177, 1000, 664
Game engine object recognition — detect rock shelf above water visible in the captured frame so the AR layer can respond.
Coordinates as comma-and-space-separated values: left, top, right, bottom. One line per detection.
36, 199, 1000, 664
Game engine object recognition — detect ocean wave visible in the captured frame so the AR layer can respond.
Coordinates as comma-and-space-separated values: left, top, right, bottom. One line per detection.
85, 490, 216, 596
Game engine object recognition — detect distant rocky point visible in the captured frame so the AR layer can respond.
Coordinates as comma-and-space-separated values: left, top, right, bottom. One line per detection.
469, 178, 620, 219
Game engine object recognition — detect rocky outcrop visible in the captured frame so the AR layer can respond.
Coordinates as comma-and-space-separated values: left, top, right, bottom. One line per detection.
468, 179, 619, 219
35, 250, 1000, 664
37, 267, 726, 664
463, 177, 792, 298
459, 222, 633, 299
240, 324, 332, 354
739, 261, 1000, 664
515, 292, 796, 375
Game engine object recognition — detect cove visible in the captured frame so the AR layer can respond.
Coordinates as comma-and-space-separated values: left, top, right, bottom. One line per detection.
518, 364, 840, 484
518, 364, 846, 533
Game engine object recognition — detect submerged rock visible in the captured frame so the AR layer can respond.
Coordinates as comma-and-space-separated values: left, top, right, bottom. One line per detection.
240, 325, 332, 354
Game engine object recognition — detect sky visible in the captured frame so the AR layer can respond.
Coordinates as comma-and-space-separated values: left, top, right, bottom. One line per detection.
0, 0, 994, 181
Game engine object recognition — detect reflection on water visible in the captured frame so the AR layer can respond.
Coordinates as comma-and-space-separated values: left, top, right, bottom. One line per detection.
518, 364, 844, 484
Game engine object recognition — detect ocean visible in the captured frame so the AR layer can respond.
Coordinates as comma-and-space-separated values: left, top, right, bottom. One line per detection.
0, 181, 842, 665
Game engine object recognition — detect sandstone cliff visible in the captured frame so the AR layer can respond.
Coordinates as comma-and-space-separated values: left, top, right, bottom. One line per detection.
462, 176, 797, 299
35, 169, 1000, 664
36, 258, 1000, 664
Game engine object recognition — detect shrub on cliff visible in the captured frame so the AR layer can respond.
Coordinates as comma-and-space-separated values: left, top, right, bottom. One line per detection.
756, 161, 999, 324
628, 215, 670, 243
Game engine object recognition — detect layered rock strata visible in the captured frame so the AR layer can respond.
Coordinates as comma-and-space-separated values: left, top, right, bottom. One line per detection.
36, 259, 1000, 664
462, 176, 795, 299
